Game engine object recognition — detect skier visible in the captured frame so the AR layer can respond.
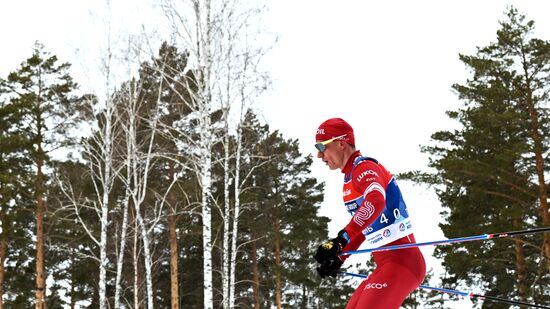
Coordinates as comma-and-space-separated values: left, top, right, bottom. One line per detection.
312, 118, 426, 309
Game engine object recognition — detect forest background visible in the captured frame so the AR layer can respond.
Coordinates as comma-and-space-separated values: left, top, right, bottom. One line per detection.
0, 1, 549, 308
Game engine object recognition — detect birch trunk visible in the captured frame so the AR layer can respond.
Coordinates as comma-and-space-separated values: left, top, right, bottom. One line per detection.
201, 165, 213, 309
99, 186, 110, 309
124, 76, 160, 309
222, 124, 231, 309
229, 123, 242, 308
133, 211, 139, 309
114, 82, 136, 307
128, 130, 155, 308
98, 100, 114, 309
200, 115, 213, 309
197, 1, 214, 307
221, 4, 236, 305
114, 195, 130, 308
136, 210, 154, 309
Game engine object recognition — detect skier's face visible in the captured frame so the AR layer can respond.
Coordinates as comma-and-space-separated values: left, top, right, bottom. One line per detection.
316, 140, 346, 170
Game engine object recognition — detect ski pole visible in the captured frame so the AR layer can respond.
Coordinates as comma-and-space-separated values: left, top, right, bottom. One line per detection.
343, 226, 550, 256
342, 272, 550, 309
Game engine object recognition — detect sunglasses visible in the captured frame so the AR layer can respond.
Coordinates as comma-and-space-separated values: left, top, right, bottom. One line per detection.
315, 134, 347, 153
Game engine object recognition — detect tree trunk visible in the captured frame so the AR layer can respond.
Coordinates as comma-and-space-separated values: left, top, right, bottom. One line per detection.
115, 195, 131, 308
229, 123, 242, 309
98, 105, 113, 309
251, 236, 260, 309
35, 158, 46, 309
274, 218, 282, 309
527, 107, 550, 271
199, 74, 214, 309
99, 181, 110, 309
168, 214, 180, 309
201, 147, 213, 309
524, 69, 550, 273
513, 218, 528, 300
134, 210, 140, 309
222, 128, 231, 309
167, 161, 180, 309
135, 209, 154, 309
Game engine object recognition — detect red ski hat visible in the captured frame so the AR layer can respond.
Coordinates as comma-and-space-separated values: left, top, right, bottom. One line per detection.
315, 118, 355, 145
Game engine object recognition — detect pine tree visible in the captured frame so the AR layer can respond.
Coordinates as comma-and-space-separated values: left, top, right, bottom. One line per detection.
49, 160, 102, 307
234, 112, 352, 308
490, 7, 550, 272
1, 42, 82, 308
0, 69, 35, 308
405, 7, 549, 307
135, 42, 198, 308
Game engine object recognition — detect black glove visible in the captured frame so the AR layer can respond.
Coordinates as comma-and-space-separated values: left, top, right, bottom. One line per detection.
313, 230, 349, 264
316, 257, 343, 278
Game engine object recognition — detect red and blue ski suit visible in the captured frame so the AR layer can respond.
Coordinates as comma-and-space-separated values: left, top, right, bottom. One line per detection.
340, 151, 426, 309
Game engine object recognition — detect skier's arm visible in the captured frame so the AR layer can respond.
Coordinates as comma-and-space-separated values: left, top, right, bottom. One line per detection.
342, 161, 387, 241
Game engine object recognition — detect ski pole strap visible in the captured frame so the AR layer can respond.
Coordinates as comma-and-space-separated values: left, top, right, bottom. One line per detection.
341, 272, 550, 309
343, 226, 550, 256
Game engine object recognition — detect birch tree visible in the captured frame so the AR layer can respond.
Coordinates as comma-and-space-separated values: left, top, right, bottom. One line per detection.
52, 38, 155, 308
54, 84, 121, 309
138, 42, 199, 309
160, 2, 224, 307
113, 74, 160, 309
52, 38, 130, 307
113, 41, 200, 308
227, 34, 271, 309
95, 64, 119, 309
160, 1, 271, 307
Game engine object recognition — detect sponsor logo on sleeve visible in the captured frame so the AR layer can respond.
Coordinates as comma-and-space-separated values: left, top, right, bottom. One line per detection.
356, 170, 379, 182
346, 202, 358, 212
353, 201, 375, 226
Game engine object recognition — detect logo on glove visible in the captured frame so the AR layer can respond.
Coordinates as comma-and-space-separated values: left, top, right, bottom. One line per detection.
322, 241, 334, 250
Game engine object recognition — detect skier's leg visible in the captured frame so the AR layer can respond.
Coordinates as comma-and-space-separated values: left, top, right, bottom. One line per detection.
351, 262, 423, 309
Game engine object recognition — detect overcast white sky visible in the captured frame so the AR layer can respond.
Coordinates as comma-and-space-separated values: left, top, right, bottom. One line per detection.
2, 1, 550, 307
